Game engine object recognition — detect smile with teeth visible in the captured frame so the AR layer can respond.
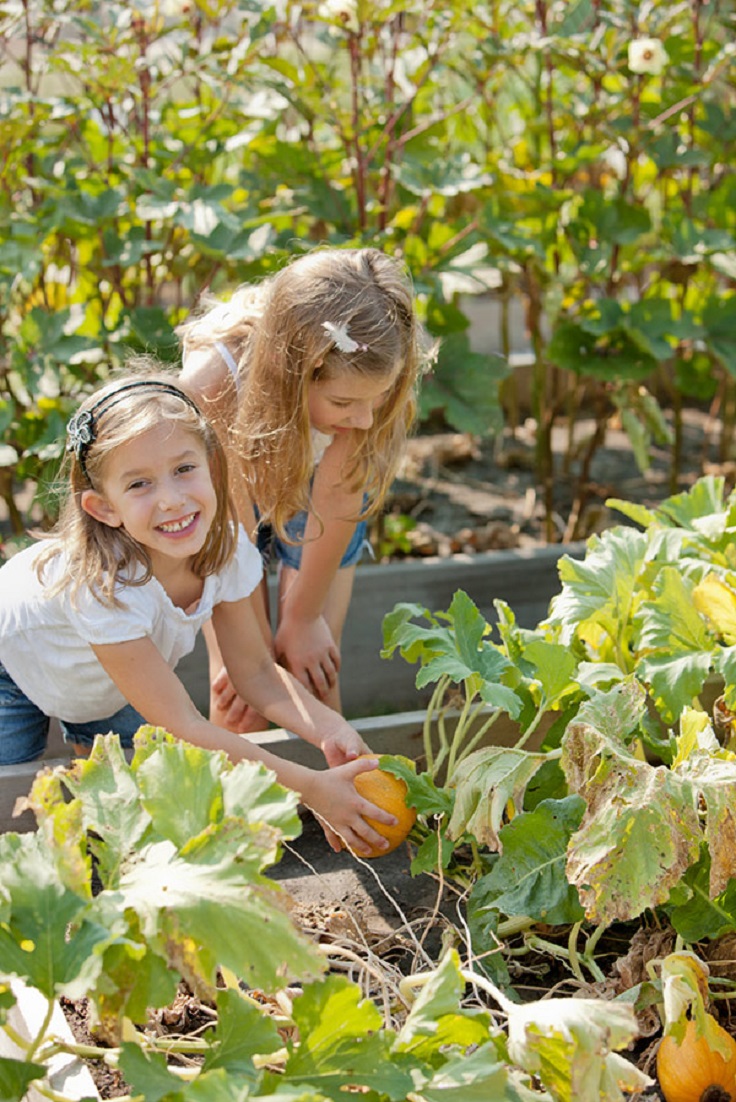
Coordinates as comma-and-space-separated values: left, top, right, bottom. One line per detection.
158, 513, 198, 533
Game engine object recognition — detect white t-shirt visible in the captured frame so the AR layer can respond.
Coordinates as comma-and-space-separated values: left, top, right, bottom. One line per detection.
0, 530, 262, 723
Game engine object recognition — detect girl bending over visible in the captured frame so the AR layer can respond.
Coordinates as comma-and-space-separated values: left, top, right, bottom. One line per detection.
179, 247, 434, 731
0, 369, 397, 856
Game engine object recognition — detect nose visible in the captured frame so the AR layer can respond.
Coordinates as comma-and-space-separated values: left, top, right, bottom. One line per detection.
158, 477, 185, 511
350, 402, 374, 430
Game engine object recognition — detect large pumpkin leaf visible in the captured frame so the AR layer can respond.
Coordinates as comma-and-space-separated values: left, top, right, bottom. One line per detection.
23, 733, 321, 1007
564, 735, 700, 923
40, 735, 151, 886
469, 797, 586, 926
0, 832, 110, 1000
396, 950, 490, 1055
562, 692, 736, 923
0, 1056, 46, 1102
109, 836, 323, 995
202, 988, 282, 1079
636, 565, 718, 722
417, 1041, 526, 1102
546, 526, 647, 658
506, 996, 652, 1101
382, 592, 521, 716
692, 573, 736, 645
277, 975, 414, 1101
674, 743, 736, 897
448, 747, 549, 848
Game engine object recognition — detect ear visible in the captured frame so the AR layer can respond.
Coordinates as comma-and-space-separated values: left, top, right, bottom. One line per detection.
81, 489, 123, 529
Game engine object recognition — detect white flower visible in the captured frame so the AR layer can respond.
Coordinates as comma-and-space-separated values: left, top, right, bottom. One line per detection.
628, 37, 668, 76
317, 0, 359, 33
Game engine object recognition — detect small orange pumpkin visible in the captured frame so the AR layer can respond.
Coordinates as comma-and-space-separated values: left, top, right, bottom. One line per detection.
657, 1016, 736, 1102
353, 755, 417, 858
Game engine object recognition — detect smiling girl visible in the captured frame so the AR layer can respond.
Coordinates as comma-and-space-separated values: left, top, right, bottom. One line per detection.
178, 247, 435, 732
0, 370, 397, 856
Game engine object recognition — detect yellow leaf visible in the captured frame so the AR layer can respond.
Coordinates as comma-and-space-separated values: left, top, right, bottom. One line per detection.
121, 1016, 141, 1043
692, 574, 736, 645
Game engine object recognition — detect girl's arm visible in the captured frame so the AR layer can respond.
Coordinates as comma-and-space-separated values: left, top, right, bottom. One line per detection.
211, 593, 364, 761
201, 578, 273, 733
274, 433, 364, 700
90, 632, 396, 857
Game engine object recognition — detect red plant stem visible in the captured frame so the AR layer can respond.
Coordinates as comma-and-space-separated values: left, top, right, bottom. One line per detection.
347, 32, 366, 232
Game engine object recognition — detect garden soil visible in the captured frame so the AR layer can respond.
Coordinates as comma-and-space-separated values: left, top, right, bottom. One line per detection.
381, 405, 729, 558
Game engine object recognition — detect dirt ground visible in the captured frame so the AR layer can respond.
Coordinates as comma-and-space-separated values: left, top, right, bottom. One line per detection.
272, 807, 448, 951
380, 406, 729, 559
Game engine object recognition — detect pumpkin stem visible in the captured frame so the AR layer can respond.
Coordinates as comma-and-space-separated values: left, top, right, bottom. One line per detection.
701, 1087, 734, 1102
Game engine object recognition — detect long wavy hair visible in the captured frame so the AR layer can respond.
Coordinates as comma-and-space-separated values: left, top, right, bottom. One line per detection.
36, 366, 237, 606
182, 248, 435, 540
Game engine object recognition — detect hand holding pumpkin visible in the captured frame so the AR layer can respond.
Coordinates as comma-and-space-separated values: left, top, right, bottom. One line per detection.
351, 754, 417, 858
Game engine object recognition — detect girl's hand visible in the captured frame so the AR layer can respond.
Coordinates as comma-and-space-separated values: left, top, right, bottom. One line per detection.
301, 758, 397, 856
274, 613, 340, 702
320, 722, 372, 767
210, 665, 267, 735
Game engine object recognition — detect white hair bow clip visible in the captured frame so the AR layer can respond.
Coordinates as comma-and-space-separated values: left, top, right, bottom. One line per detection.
322, 321, 368, 353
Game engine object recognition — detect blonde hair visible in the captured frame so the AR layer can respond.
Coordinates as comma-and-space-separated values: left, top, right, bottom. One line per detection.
177, 282, 266, 362
182, 248, 433, 540
36, 365, 237, 606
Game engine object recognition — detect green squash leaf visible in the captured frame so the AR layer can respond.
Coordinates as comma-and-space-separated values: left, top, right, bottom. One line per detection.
470, 798, 586, 926
448, 747, 549, 848
280, 975, 414, 1100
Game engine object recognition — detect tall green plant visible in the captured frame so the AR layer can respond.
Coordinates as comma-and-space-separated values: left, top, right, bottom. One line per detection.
462, 1, 735, 535
0, 0, 508, 545
2, 0, 734, 545
0, 0, 289, 537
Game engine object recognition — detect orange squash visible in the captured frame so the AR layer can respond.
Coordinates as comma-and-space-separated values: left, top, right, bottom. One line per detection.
657, 1017, 736, 1102
353, 755, 417, 858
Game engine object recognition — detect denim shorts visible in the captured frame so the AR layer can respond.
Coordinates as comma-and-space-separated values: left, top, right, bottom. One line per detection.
255, 509, 371, 570
0, 661, 144, 765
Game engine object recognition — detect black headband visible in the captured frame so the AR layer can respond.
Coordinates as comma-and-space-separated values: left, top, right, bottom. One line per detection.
66, 381, 203, 477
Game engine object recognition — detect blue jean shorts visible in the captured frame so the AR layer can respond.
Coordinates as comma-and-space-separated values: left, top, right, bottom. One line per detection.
0, 661, 144, 766
256, 509, 371, 570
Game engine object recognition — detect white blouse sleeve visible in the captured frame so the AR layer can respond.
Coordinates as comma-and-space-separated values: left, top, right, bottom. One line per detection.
70, 586, 153, 645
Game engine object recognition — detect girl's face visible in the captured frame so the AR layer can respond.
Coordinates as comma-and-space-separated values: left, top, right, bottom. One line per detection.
81, 422, 217, 570
307, 366, 400, 436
